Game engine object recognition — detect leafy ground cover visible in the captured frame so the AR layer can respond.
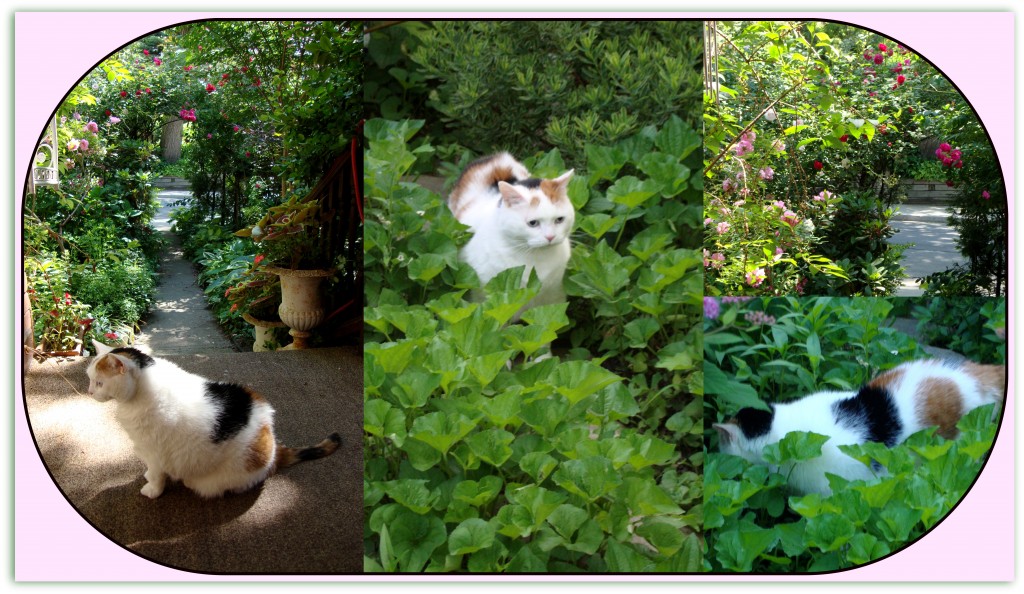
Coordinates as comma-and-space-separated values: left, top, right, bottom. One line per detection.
363, 117, 703, 572
702, 296, 1005, 572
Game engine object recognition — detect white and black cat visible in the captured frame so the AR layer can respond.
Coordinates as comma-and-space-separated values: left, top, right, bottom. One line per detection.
448, 152, 575, 318
87, 340, 340, 499
713, 358, 1004, 496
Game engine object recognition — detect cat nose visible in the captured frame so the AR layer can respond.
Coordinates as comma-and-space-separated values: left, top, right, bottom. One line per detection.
545, 234, 555, 242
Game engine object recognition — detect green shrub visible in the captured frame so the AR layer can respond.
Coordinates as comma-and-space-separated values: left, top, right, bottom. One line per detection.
910, 297, 1005, 364
387, 21, 702, 167
70, 252, 157, 325
363, 118, 702, 573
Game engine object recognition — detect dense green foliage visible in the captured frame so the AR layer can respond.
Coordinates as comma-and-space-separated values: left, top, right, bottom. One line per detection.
704, 21, 1004, 296
366, 21, 703, 168
703, 296, 1004, 572
25, 46, 164, 349
363, 118, 703, 572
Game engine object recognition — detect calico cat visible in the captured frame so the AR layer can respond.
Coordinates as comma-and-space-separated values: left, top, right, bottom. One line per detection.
86, 340, 340, 499
448, 152, 574, 317
713, 358, 1004, 496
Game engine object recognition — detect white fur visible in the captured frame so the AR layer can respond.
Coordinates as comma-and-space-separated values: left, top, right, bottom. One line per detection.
453, 155, 575, 318
87, 341, 277, 499
715, 359, 1003, 496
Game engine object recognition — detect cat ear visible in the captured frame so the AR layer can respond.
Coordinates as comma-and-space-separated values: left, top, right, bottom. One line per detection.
553, 169, 574, 186
91, 339, 113, 356
713, 422, 740, 446
497, 181, 529, 207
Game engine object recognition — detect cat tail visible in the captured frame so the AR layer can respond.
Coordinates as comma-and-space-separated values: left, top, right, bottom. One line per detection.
275, 432, 341, 469
449, 152, 530, 220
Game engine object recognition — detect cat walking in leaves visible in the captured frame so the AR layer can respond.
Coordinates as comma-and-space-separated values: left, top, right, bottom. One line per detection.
713, 359, 1004, 496
87, 341, 340, 499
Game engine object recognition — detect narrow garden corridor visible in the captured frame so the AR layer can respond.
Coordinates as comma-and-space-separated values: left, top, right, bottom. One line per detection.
134, 177, 237, 354
891, 202, 965, 296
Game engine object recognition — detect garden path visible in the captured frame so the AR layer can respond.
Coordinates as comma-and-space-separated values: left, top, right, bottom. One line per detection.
132, 178, 237, 355
890, 203, 964, 297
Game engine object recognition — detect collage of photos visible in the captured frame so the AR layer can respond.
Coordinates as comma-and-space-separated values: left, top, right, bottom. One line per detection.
14, 14, 1010, 582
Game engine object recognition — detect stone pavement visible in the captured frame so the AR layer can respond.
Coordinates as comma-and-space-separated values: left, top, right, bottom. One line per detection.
133, 178, 237, 355
889, 203, 964, 297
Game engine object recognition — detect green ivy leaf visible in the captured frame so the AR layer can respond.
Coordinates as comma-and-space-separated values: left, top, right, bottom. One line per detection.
448, 518, 495, 555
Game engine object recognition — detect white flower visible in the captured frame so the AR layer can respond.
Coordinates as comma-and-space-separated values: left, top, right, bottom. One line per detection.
252, 225, 262, 237
764, 108, 777, 122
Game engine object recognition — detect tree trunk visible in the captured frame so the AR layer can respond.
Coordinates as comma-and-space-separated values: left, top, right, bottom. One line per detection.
161, 117, 184, 163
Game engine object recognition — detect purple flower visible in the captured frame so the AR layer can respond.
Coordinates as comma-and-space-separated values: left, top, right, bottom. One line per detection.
759, 166, 774, 180
704, 297, 721, 320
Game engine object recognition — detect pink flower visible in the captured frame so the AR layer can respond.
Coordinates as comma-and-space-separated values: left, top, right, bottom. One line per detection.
722, 178, 735, 192
897, 75, 906, 85
66, 139, 80, 151
184, 65, 194, 72
716, 221, 731, 235
153, 58, 162, 66
813, 190, 833, 201
143, 49, 149, 56
874, 54, 884, 64
704, 217, 713, 226
233, 125, 240, 132
207, 133, 213, 139
109, 116, 121, 124
772, 200, 786, 210
813, 160, 823, 170
982, 190, 991, 200
781, 210, 800, 227
85, 121, 99, 134
104, 332, 119, 340
939, 142, 952, 152
771, 139, 786, 153
145, 87, 152, 94
245, 151, 252, 158
745, 268, 767, 287
206, 83, 216, 93
758, 166, 774, 181
878, 43, 888, 52
120, 90, 128, 98
79, 139, 89, 152
222, 72, 230, 79
710, 253, 725, 268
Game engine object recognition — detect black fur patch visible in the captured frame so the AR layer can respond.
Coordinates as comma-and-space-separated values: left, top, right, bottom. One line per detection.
298, 433, 341, 461
833, 385, 902, 446
491, 176, 540, 191
109, 347, 155, 369
735, 406, 774, 439
204, 382, 253, 443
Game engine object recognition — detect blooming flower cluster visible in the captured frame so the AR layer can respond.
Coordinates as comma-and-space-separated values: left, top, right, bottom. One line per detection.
179, 108, 197, 122
935, 142, 963, 169
745, 268, 767, 287
744, 310, 777, 326
733, 130, 756, 156
704, 297, 720, 320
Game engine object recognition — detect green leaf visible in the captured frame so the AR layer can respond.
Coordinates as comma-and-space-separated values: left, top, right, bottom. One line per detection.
363, 399, 407, 446
408, 411, 477, 454
452, 475, 503, 508
805, 512, 856, 552
606, 176, 659, 209
763, 431, 830, 465
464, 428, 515, 467
448, 518, 495, 555
388, 510, 447, 572
714, 523, 777, 572
654, 114, 701, 159
382, 479, 438, 515
551, 456, 622, 502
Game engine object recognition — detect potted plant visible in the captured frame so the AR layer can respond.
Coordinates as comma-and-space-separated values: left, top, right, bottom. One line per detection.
235, 193, 333, 349
225, 257, 286, 351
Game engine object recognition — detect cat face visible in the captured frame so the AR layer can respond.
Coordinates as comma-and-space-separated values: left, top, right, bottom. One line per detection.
86, 340, 137, 402
496, 171, 575, 249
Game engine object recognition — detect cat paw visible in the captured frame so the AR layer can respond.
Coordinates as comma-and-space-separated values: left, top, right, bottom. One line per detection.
140, 482, 164, 499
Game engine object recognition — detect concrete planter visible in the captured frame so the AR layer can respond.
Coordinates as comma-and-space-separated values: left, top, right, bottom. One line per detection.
267, 267, 333, 349
242, 313, 286, 352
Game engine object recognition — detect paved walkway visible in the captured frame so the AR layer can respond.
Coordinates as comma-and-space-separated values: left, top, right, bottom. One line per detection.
889, 203, 964, 297
133, 179, 237, 355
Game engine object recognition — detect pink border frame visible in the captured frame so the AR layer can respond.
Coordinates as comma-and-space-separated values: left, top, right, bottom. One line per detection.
12, 11, 1014, 582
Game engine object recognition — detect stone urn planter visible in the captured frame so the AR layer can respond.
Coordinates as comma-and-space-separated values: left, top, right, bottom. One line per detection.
242, 313, 286, 352
267, 267, 333, 349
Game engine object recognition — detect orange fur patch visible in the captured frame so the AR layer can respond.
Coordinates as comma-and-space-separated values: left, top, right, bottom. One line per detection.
245, 424, 274, 473
540, 179, 565, 202
96, 354, 124, 375
917, 377, 965, 439
962, 363, 1006, 401
868, 367, 905, 392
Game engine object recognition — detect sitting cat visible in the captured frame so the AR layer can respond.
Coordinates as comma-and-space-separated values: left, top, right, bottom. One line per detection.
713, 358, 1004, 496
86, 340, 340, 499
448, 152, 574, 318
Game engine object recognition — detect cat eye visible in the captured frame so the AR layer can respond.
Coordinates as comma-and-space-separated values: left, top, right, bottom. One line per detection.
527, 220, 540, 227
555, 217, 565, 224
